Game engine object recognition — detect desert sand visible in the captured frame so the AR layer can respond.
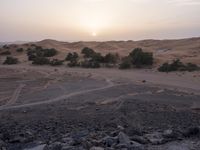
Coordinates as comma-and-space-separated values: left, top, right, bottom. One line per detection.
1, 37, 200, 66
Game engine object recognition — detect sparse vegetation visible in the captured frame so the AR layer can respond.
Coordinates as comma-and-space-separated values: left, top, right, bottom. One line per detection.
0, 51, 11, 55
119, 56, 132, 69
81, 60, 100, 68
129, 48, 153, 68
50, 59, 63, 66
3, 56, 18, 65
66, 52, 79, 67
3, 45, 9, 49
32, 57, 50, 65
81, 47, 95, 58
158, 59, 199, 72
27, 46, 58, 59
16, 48, 24, 52
104, 53, 119, 64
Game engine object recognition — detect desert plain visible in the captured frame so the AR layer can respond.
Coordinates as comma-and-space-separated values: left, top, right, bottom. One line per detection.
0, 38, 200, 150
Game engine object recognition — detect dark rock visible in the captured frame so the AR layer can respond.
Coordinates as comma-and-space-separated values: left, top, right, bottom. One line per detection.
144, 132, 166, 145
131, 135, 148, 144
101, 136, 118, 147
117, 132, 143, 150
45, 142, 62, 150
183, 127, 200, 137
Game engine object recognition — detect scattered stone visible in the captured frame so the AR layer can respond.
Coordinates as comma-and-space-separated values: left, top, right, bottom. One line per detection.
118, 132, 131, 145
144, 132, 166, 145
142, 80, 146, 83
156, 89, 165, 93
183, 127, 200, 137
117, 132, 143, 149
131, 135, 148, 144
117, 125, 125, 131
101, 136, 118, 147
44, 142, 62, 150
24, 144, 46, 150
90, 146, 104, 150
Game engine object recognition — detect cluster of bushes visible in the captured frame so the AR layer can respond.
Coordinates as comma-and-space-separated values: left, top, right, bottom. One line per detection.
0, 51, 11, 55
3, 45, 9, 49
65, 47, 119, 68
3, 56, 18, 65
65, 52, 79, 67
27, 46, 57, 61
16, 48, 24, 52
158, 59, 199, 72
26, 46, 59, 65
119, 48, 153, 69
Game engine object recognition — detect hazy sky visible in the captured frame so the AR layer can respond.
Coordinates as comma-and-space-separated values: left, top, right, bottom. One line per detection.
0, 0, 200, 41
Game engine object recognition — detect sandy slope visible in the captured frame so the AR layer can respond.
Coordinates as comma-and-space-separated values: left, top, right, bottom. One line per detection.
1, 37, 200, 66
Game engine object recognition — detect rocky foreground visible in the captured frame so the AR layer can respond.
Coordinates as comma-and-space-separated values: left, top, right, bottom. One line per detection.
0, 67, 200, 150
1, 125, 200, 150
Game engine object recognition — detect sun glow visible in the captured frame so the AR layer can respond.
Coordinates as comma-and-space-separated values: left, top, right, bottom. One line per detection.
92, 32, 97, 37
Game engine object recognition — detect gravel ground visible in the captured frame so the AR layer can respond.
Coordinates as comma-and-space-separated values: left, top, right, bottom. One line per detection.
0, 67, 200, 150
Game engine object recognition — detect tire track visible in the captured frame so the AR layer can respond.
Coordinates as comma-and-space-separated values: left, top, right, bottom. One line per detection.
4, 84, 25, 106
0, 79, 125, 111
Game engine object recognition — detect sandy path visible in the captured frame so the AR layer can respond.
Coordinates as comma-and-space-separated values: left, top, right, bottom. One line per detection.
0, 81, 125, 111
5, 84, 25, 106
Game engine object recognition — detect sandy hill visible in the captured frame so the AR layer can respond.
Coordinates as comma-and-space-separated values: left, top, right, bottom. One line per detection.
0, 37, 200, 66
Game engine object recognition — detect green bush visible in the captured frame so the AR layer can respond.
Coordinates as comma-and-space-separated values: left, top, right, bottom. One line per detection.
3, 45, 9, 49
27, 47, 58, 60
81, 60, 100, 68
50, 59, 63, 66
91, 52, 104, 63
32, 57, 50, 65
3, 56, 18, 65
129, 48, 153, 68
81, 47, 95, 58
0, 51, 11, 55
158, 59, 199, 72
104, 53, 119, 64
185, 63, 199, 72
68, 60, 80, 67
119, 57, 132, 69
65, 52, 79, 61
16, 48, 24, 52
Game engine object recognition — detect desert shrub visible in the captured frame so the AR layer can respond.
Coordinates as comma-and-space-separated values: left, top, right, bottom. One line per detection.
65, 52, 79, 61
32, 57, 50, 65
28, 54, 37, 61
16, 48, 24, 52
185, 63, 199, 72
104, 53, 119, 64
27, 47, 57, 59
158, 59, 184, 72
50, 59, 63, 66
129, 48, 153, 68
91, 52, 104, 63
81, 60, 100, 68
81, 47, 95, 58
158, 59, 199, 72
0, 51, 11, 55
3, 56, 18, 65
68, 60, 80, 67
119, 56, 132, 69
3, 45, 9, 49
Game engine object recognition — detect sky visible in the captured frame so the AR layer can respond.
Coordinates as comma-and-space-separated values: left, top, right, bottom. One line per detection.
0, 0, 200, 42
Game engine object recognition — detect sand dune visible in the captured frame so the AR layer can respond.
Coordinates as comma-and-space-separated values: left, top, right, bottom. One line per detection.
1, 37, 200, 66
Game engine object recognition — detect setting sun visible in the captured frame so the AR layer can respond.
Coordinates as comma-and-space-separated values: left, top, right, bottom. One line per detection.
92, 32, 97, 37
